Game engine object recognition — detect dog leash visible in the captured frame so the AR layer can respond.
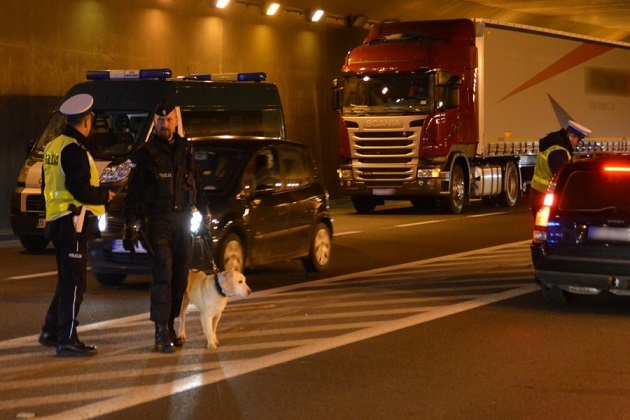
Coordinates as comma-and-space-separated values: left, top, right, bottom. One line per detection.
200, 233, 226, 297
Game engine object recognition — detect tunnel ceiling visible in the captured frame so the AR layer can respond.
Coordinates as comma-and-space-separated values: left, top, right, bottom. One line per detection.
277, 0, 630, 43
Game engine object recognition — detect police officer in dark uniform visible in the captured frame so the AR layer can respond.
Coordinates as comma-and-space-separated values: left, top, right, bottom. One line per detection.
123, 98, 208, 353
39, 93, 116, 357
530, 120, 591, 217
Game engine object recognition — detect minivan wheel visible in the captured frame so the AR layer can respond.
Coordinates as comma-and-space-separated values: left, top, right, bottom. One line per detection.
542, 284, 571, 306
220, 233, 245, 273
302, 222, 331, 272
94, 273, 127, 286
19, 235, 50, 253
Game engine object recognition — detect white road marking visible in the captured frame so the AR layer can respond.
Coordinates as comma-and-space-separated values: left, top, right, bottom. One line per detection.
0, 239, 536, 418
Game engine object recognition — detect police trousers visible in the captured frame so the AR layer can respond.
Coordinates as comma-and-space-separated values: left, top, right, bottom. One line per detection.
146, 211, 192, 323
43, 215, 91, 345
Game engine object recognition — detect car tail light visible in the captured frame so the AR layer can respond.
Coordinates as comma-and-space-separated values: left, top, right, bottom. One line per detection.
533, 192, 554, 242
604, 166, 630, 172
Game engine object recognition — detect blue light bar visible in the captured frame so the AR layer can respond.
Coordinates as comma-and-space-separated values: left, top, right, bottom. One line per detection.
86, 68, 172, 80
186, 72, 267, 82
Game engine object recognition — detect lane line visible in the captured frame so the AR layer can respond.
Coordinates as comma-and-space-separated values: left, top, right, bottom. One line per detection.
51, 284, 537, 419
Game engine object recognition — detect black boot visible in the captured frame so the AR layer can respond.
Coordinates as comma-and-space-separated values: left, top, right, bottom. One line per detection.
154, 322, 174, 354
168, 319, 185, 348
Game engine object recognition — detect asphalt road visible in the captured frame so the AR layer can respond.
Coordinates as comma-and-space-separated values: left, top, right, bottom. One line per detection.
1, 198, 629, 419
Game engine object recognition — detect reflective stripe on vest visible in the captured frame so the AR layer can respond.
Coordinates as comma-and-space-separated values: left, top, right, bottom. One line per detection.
530, 144, 571, 193
43, 135, 105, 221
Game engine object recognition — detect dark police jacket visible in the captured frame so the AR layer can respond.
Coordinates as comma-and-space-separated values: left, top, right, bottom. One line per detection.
124, 133, 208, 225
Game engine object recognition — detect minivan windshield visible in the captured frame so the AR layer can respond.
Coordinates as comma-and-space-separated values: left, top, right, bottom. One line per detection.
31, 110, 151, 160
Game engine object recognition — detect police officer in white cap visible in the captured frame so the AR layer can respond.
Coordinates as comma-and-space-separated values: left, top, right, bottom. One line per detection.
39, 93, 116, 357
530, 120, 591, 217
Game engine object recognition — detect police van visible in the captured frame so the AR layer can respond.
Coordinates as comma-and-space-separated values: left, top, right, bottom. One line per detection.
10, 69, 286, 253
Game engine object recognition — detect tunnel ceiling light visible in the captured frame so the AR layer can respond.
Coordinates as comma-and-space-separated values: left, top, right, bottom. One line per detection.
309, 9, 324, 22
216, 0, 230, 8
265, 2, 280, 16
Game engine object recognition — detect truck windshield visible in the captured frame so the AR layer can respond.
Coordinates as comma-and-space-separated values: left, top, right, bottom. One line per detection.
342, 73, 433, 115
30, 110, 150, 161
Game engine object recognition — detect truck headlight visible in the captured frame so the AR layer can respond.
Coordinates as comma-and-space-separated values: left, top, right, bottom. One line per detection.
338, 168, 352, 180
417, 168, 441, 178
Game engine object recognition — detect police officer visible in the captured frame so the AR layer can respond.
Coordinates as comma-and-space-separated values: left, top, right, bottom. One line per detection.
530, 120, 591, 217
123, 98, 208, 353
39, 93, 116, 357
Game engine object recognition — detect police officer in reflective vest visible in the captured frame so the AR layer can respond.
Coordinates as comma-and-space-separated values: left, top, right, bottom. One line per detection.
39, 93, 116, 357
123, 98, 208, 353
530, 120, 591, 217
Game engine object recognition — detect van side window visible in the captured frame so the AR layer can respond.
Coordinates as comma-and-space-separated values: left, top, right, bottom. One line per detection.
281, 147, 312, 189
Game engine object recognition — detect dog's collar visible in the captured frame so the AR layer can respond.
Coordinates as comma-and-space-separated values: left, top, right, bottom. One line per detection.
214, 271, 227, 297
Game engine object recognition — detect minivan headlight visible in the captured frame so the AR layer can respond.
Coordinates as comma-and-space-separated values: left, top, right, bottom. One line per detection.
99, 159, 135, 183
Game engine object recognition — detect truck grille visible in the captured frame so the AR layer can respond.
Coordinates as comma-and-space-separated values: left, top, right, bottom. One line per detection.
349, 128, 421, 183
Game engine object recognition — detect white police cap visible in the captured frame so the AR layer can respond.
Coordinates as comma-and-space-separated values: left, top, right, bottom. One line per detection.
567, 120, 591, 139
60, 93, 94, 118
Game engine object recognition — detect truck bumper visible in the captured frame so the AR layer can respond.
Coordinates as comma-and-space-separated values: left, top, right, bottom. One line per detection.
338, 177, 446, 198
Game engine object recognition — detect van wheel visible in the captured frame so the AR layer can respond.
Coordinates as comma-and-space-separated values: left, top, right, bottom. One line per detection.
352, 197, 378, 214
302, 222, 331, 272
498, 161, 519, 207
19, 236, 50, 253
220, 233, 245, 273
94, 273, 126, 286
441, 164, 465, 213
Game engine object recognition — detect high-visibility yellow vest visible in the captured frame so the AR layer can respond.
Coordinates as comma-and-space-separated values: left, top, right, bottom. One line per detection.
530, 144, 571, 193
43, 135, 105, 221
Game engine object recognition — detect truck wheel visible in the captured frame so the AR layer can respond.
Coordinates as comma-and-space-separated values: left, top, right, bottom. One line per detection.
441, 164, 465, 213
19, 236, 50, 253
220, 233, 245, 272
498, 161, 519, 207
94, 273, 126, 286
302, 222, 331, 272
352, 197, 377, 214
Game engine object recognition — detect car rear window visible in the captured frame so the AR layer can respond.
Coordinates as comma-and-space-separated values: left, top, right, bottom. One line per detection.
559, 168, 630, 211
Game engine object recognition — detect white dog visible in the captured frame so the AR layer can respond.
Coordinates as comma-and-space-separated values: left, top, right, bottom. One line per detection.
178, 269, 251, 349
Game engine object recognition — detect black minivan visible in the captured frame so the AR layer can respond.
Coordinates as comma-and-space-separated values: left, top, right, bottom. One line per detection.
531, 153, 630, 305
90, 137, 333, 285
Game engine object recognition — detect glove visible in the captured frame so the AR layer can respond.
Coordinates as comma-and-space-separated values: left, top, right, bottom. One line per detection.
122, 223, 139, 254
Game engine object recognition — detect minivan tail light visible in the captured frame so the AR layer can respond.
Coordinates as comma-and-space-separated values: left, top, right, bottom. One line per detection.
604, 166, 630, 172
533, 202, 551, 242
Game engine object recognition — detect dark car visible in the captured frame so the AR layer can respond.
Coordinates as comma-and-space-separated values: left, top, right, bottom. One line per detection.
89, 138, 333, 285
531, 153, 630, 305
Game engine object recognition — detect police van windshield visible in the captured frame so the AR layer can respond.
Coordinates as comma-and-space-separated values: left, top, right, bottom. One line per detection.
31, 110, 150, 160
342, 72, 433, 115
